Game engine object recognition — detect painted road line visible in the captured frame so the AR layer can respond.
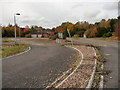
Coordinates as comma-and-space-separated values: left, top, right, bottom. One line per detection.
86, 47, 97, 89
55, 46, 84, 88
105, 54, 111, 56
46, 68, 72, 88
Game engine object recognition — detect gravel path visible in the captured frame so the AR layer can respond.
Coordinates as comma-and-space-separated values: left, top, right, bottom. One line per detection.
56, 45, 96, 88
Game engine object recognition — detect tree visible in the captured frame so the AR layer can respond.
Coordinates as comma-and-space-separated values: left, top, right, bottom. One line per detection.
95, 27, 107, 37
89, 27, 97, 37
110, 19, 117, 32
114, 17, 120, 39
99, 19, 106, 27
84, 29, 91, 38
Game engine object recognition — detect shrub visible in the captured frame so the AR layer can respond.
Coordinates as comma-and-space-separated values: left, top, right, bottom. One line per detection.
103, 32, 112, 37
63, 35, 66, 39
73, 34, 79, 38
96, 27, 107, 37
49, 35, 57, 40
25, 34, 31, 38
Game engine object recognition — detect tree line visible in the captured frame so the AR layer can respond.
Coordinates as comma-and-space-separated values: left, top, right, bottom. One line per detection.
54, 17, 120, 39
1, 17, 120, 39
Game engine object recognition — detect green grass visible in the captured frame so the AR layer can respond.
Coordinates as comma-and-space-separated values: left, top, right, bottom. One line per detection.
2, 40, 14, 43
94, 37, 120, 42
1, 44, 29, 58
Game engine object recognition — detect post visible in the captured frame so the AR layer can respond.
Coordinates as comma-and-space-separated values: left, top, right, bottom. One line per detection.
0, 25, 2, 47
19, 27, 21, 37
14, 13, 20, 44
67, 28, 73, 46
14, 15, 17, 44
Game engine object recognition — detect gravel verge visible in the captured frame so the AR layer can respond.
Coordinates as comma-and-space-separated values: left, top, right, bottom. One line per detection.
47, 45, 97, 88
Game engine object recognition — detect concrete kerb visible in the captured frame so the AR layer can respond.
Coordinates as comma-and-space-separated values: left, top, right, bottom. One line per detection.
46, 45, 84, 88
55, 46, 84, 88
2, 46, 31, 60
46, 68, 72, 88
46, 45, 101, 89
86, 46, 104, 90
99, 65, 104, 90
86, 47, 97, 89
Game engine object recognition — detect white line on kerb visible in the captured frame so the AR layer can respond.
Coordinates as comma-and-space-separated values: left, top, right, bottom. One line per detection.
55, 46, 84, 88
2, 46, 31, 60
99, 64, 104, 90
46, 68, 72, 88
86, 47, 97, 89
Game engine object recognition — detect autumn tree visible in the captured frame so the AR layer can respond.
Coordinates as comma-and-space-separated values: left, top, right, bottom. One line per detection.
114, 17, 120, 39
110, 19, 117, 32
89, 27, 97, 37
84, 29, 91, 38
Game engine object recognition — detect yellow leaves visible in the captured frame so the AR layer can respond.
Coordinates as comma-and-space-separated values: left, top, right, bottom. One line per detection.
55, 26, 64, 33
99, 19, 110, 28
67, 24, 74, 31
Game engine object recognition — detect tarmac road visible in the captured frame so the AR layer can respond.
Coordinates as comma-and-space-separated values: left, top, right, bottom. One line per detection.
2, 45, 76, 88
71, 38, 119, 88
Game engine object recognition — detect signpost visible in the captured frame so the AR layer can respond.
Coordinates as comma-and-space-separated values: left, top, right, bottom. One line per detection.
67, 28, 73, 46
56, 33, 63, 44
58, 33, 63, 39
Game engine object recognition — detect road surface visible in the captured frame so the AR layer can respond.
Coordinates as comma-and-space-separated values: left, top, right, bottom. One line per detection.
71, 38, 119, 88
2, 45, 76, 88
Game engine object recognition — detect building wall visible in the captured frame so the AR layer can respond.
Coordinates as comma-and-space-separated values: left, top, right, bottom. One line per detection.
38, 34, 42, 38
31, 34, 37, 38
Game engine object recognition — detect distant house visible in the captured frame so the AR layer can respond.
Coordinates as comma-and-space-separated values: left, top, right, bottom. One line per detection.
30, 30, 54, 38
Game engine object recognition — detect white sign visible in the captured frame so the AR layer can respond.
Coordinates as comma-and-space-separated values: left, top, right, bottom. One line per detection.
58, 33, 63, 39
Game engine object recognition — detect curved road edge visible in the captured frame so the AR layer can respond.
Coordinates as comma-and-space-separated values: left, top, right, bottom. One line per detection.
55, 46, 84, 88
2, 46, 31, 60
46, 45, 98, 88
46, 45, 84, 88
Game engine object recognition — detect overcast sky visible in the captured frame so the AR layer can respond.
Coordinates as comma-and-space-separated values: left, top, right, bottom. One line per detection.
0, 0, 119, 28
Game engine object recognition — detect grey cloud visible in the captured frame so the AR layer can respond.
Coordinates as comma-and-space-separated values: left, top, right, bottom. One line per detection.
118, 1, 120, 16
103, 2, 118, 10
71, 3, 83, 9
83, 10, 100, 19
2, 1, 118, 28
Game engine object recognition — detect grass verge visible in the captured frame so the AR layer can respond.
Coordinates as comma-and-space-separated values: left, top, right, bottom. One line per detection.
1, 44, 29, 58
2, 40, 14, 43
94, 36, 120, 42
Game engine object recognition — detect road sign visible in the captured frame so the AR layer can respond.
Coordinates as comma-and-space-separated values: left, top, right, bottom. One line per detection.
58, 33, 63, 39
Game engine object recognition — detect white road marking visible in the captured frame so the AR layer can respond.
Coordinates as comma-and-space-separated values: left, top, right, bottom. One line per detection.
105, 54, 111, 56
46, 68, 72, 88
86, 47, 97, 89
55, 46, 84, 88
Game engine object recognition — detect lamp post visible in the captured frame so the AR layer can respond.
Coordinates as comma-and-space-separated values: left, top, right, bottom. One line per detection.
14, 13, 20, 44
0, 25, 2, 48
19, 26, 21, 37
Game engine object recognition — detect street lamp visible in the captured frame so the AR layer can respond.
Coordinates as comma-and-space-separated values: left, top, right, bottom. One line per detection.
0, 25, 2, 48
14, 13, 20, 44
